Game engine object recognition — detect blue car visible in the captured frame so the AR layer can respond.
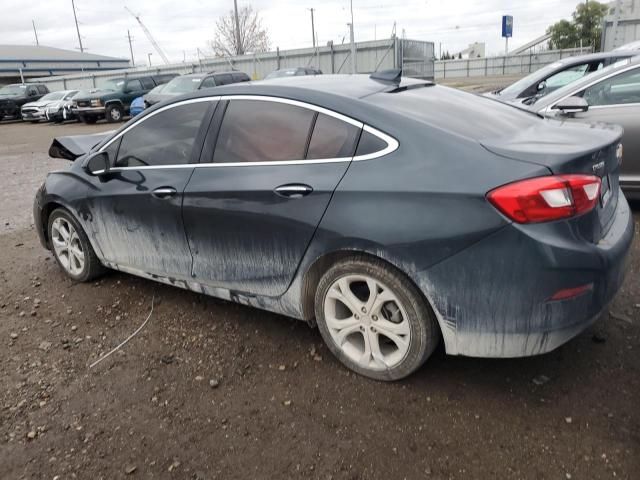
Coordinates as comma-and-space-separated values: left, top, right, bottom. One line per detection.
35, 72, 633, 380
129, 96, 144, 117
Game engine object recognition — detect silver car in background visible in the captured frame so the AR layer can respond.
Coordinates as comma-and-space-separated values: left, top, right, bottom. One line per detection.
21, 90, 78, 123
528, 56, 640, 198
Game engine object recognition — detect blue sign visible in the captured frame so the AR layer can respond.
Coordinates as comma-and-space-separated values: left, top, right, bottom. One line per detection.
502, 15, 513, 38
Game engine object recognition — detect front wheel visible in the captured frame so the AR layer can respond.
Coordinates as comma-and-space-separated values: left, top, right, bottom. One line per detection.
314, 257, 440, 381
105, 104, 124, 123
48, 208, 105, 282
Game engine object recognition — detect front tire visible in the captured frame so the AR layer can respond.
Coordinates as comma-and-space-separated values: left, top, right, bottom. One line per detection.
105, 104, 124, 123
47, 208, 105, 282
314, 257, 439, 381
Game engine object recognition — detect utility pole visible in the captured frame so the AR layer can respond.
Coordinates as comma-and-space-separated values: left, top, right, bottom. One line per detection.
233, 0, 243, 55
32, 20, 39, 45
309, 8, 316, 49
348, 0, 356, 73
348, 23, 356, 73
127, 30, 135, 66
71, 0, 84, 52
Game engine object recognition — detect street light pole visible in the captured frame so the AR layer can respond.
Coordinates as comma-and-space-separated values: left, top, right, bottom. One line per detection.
148, 52, 152, 66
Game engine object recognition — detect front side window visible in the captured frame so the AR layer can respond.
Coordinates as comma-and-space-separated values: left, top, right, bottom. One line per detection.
307, 113, 360, 159
200, 77, 217, 89
213, 100, 315, 163
37, 85, 48, 94
114, 101, 211, 167
126, 80, 143, 92
581, 68, 640, 106
543, 64, 590, 91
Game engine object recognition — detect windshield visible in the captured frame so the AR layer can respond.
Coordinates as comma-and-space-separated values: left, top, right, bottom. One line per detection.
148, 84, 167, 95
40, 92, 66, 101
0, 84, 27, 96
265, 69, 298, 79
101, 79, 125, 91
162, 77, 201, 94
497, 62, 564, 97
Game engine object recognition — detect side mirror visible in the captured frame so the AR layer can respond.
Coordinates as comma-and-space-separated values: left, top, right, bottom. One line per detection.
84, 151, 110, 176
552, 96, 589, 115
537, 80, 547, 92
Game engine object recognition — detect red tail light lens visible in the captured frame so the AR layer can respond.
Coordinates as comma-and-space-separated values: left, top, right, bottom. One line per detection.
487, 175, 601, 223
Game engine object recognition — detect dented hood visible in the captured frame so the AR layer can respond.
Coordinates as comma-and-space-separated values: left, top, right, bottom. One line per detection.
49, 132, 113, 160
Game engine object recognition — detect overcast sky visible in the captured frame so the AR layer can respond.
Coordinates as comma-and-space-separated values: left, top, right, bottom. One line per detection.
3, 0, 582, 63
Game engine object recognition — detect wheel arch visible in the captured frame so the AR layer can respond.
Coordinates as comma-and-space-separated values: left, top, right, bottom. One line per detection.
300, 249, 445, 347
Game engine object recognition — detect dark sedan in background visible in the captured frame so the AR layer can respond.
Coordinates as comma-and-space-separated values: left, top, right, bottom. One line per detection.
34, 73, 633, 380
528, 56, 640, 198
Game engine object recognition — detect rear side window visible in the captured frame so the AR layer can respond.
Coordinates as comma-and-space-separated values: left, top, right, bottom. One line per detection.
37, 85, 48, 94
216, 74, 234, 85
140, 77, 155, 89
115, 101, 210, 167
232, 73, 249, 83
355, 130, 388, 157
213, 100, 315, 163
200, 77, 217, 88
307, 114, 360, 159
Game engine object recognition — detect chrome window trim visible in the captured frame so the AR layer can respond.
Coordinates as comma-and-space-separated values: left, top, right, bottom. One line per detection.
98, 94, 399, 168
99, 96, 220, 152
538, 63, 640, 114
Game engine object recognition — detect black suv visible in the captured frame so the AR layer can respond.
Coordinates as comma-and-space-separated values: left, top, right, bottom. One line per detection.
73, 74, 177, 123
0, 83, 50, 121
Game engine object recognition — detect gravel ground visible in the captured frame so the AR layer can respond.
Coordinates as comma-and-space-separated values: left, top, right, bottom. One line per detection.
1, 112, 639, 479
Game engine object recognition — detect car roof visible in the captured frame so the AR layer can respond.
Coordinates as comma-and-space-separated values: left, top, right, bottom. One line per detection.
249, 74, 426, 98
554, 50, 634, 65
532, 55, 640, 109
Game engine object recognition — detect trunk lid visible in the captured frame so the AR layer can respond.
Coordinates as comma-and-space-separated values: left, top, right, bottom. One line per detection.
481, 119, 623, 237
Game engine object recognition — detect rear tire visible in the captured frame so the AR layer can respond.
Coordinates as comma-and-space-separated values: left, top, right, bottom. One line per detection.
314, 257, 439, 381
105, 104, 124, 123
47, 208, 105, 282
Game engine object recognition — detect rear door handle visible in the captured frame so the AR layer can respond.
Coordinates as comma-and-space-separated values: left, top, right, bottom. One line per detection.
274, 184, 314, 198
152, 187, 177, 199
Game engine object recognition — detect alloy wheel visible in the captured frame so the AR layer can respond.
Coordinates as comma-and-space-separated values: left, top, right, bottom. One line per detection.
323, 274, 411, 371
51, 217, 85, 276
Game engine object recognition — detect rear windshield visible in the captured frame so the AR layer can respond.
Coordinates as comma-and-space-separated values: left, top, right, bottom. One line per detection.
366, 85, 542, 141
162, 77, 202, 94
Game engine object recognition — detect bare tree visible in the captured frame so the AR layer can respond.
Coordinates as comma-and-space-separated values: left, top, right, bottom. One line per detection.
209, 5, 270, 57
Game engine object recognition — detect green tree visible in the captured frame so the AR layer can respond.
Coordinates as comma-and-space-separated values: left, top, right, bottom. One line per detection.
546, 1, 608, 50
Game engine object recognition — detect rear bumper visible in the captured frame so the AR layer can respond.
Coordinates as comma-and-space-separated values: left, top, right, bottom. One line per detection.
418, 191, 634, 357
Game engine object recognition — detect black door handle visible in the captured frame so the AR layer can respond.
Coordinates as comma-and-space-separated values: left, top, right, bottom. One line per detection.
152, 187, 177, 199
274, 184, 313, 198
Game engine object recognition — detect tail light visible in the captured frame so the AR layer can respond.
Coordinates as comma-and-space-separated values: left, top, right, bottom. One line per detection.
487, 175, 601, 223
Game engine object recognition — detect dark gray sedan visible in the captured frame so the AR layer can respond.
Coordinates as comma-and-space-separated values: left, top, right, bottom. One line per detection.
528, 56, 640, 198
34, 73, 633, 380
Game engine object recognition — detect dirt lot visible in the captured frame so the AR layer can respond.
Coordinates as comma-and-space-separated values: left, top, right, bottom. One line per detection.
1, 115, 639, 480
